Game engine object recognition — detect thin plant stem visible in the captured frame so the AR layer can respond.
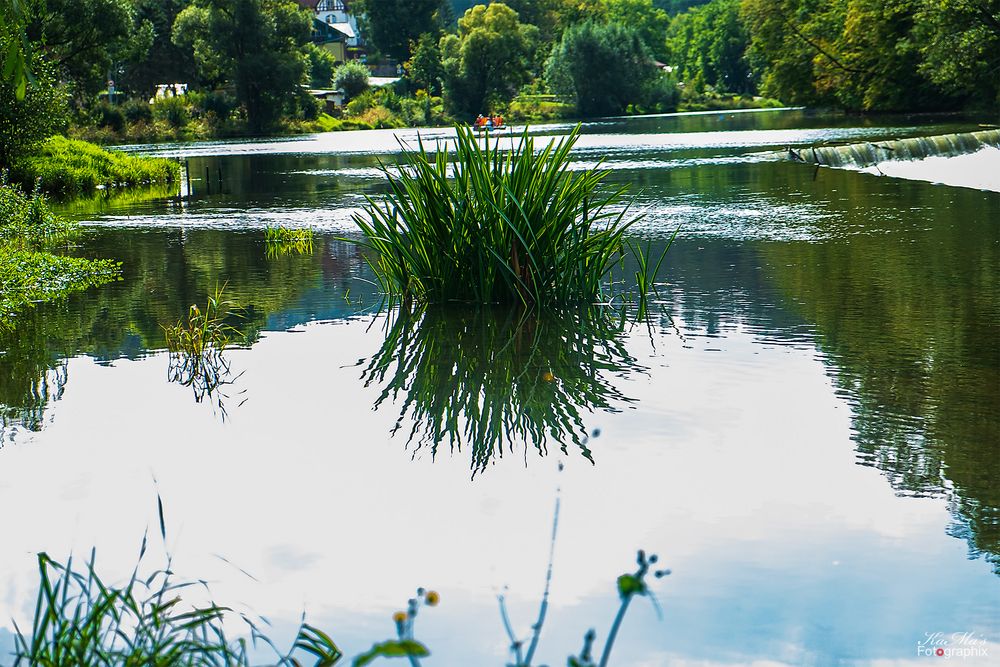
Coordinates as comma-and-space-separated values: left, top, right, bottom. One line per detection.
598, 596, 632, 667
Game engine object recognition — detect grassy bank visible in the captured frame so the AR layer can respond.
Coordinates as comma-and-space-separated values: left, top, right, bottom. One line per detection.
13, 136, 180, 197
0, 182, 120, 330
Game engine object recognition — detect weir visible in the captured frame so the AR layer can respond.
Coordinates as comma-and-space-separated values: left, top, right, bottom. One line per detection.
786, 128, 1000, 168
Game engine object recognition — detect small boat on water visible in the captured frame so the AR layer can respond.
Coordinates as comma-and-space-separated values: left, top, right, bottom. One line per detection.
473, 115, 506, 132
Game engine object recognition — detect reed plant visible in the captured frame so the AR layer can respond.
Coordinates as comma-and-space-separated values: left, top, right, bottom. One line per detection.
353, 126, 637, 306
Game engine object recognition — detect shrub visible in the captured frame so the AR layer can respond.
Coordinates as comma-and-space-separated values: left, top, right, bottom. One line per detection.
151, 95, 190, 128
123, 98, 154, 124
353, 126, 638, 305
357, 105, 404, 129
333, 60, 371, 100
0, 58, 69, 169
90, 100, 126, 132
345, 89, 378, 116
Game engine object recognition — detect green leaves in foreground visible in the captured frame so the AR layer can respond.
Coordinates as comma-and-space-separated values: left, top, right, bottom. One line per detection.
353, 640, 429, 666
13, 548, 342, 666
354, 588, 438, 666
353, 125, 638, 306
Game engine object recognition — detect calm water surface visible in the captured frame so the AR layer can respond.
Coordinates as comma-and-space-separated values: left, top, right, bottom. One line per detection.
1, 109, 998, 666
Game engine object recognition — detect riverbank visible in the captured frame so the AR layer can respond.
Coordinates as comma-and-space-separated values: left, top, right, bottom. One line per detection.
0, 183, 120, 330
70, 95, 787, 146
12, 137, 180, 197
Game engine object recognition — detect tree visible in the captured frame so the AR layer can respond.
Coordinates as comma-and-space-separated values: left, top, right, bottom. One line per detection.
546, 20, 661, 116
0, 57, 68, 170
740, 0, 831, 106
122, 0, 196, 97
26, 0, 152, 96
405, 32, 444, 96
0, 0, 33, 100
914, 0, 1000, 108
172, 0, 312, 133
333, 60, 370, 99
353, 0, 440, 61
306, 43, 337, 88
439, 3, 539, 116
665, 0, 754, 94
600, 0, 670, 58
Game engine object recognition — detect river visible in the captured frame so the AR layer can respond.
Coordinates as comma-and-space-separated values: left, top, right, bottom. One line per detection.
1, 108, 998, 666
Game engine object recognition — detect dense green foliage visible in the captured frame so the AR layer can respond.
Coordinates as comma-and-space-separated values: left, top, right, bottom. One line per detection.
172, 0, 312, 133
546, 21, 672, 116
440, 3, 539, 116
353, 0, 441, 61
406, 32, 444, 96
0, 182, 120, 330
741, 0, 1000, 110
25, 0, 152, 97
665, 0, 753, 94
0, 57, 68, 169
332, 60, 370, 100
14, 136, 179, 195
354, 126, 637, 306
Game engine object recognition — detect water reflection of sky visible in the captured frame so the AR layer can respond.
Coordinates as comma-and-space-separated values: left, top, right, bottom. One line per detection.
1, 311, 996, 665
3, 109, 998, 665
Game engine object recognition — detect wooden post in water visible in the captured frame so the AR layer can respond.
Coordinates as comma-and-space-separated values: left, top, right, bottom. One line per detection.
184, 160, 191, 195
205, 166, 211, 194
218, 167, 223, 192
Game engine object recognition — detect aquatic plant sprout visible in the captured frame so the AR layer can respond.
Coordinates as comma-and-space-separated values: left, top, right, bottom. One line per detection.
352, 126, 639, 306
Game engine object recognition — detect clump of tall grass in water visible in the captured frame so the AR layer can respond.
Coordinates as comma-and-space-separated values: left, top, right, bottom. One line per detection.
264, 226, 314, 258
162, 286, 245, 416
353, 126, 637, 306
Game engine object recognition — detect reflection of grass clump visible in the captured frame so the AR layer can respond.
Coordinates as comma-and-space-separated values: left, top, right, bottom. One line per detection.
264, 226, 314, 258
354, 126, 638, 306
361, 306, 640, 475
0, 180, 120, 331
162, 287, 245, 416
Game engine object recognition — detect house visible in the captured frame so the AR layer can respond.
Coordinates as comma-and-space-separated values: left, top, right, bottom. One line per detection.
296, 0, 363, 63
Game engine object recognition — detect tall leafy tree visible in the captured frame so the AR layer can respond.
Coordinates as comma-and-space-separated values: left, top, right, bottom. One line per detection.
172, 0, 312, 133
353, 0, 441, 61
914, 0, 1000, 108
439, 3, 539, 116
26, 0, 152, 96
601, 0, 670, 58
546, 20, 662, 116
0, 57, 68, 169
406, 32, 444, 95
122, 0, 195, 96
666, 0, 754, 94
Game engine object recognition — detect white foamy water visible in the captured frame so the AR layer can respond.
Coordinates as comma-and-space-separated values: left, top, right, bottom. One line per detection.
858, 145, 1000, 192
